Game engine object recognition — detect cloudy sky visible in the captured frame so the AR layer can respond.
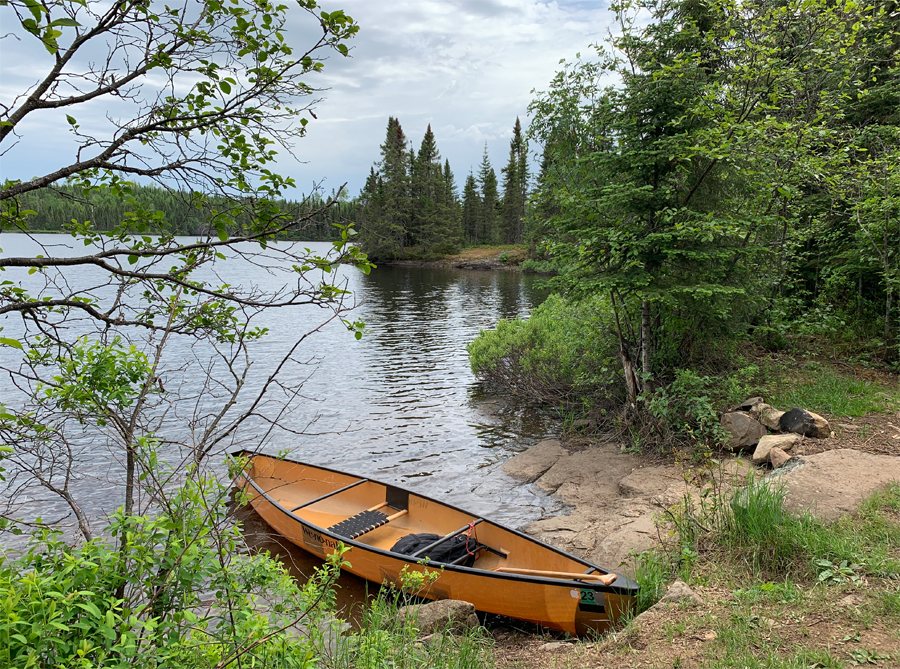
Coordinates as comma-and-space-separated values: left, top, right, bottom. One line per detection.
1, 1, 616, 199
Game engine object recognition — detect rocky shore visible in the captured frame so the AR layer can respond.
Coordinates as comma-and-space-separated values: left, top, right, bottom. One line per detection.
502, 404, 900, 571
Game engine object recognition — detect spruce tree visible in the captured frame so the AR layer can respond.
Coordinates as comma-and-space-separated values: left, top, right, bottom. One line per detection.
441, 159, 462, 250
500, 118, 529, 244
462, 171, 481, 244
405, 125, 461, 255
477, 144, 499, 244
357, 116, 412, 259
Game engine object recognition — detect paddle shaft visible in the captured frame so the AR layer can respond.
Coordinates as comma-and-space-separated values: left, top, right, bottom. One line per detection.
495, 567, 617, 585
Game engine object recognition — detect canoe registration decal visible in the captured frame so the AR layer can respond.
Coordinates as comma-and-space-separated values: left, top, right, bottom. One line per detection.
302, 526, 342, 553
578, 589, 605, 614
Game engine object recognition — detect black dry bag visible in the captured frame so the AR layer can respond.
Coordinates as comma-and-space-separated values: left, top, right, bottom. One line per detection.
390, 532, 476, 567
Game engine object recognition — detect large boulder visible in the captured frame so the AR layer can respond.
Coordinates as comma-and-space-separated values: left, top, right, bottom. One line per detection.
752, 433, 802, 465
395, 599, 479, 636
779, 449, 900, 521
779, 408, 831, 439
502, 439, 566, 482
721, 411, 767, 451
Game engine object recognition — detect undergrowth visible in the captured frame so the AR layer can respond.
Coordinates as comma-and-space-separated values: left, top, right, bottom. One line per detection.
630, 478, 900, 615
327, 592, 493, 669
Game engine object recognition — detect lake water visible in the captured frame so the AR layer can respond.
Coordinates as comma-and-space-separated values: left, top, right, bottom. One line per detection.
0, 234, 565, 549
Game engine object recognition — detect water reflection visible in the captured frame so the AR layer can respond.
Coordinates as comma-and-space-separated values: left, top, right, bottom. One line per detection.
1, 235, 564, 544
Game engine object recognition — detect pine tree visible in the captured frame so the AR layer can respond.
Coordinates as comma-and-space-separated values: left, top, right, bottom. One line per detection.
462, 170, 481, 244
477, 144, 499, 244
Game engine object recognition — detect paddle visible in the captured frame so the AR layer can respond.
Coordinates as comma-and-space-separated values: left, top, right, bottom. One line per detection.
495, 567, 618, 585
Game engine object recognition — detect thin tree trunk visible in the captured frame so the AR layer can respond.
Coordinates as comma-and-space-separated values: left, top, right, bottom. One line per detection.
641, 300, 652, 392
611, 291, 640, 404
885, 211, 892, 343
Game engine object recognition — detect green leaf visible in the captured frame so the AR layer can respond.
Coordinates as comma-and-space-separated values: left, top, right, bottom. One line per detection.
50, 18, 80, 27
0, 337, 23, 350
219, 81, 231, 94
66, 115, 77, 125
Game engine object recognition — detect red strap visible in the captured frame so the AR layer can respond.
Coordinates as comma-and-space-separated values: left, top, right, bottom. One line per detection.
465, 521, 478, 556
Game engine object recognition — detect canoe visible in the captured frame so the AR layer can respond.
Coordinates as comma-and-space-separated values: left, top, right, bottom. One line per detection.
234, 451, 639, 635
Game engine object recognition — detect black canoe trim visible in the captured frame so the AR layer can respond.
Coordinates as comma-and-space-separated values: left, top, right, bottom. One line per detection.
234, 449, 640, 597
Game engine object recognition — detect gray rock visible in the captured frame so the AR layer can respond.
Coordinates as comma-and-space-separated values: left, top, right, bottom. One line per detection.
752, 434, 802, 465
781, 449, 900, 521
737, 397, 764, 412
502, 439, 566, 482
539, 641, 572, 651
769, 447, 792, 469
632, 580, 703, 629
757, 404, 786, 431
659, 580, 703, 607
395, 599, 479, 636
779, 408, 830, 439
721, 411, 767, 451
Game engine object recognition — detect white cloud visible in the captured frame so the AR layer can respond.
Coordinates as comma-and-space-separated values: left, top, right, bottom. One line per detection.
1, 0, 614, 197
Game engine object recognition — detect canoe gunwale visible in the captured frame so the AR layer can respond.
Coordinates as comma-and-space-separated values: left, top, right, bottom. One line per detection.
233, 450, 639, 596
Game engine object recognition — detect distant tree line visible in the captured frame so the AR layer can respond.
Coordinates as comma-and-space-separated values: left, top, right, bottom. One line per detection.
12, 183, 356, 241
356, 117, 529, 260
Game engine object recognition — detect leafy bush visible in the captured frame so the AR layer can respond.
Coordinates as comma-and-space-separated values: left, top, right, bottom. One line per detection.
520, 257, 566, 275
644, 369, 730, 451
640, 366, 761, 454
467, 294, 620, 408
0, 473, 343, 669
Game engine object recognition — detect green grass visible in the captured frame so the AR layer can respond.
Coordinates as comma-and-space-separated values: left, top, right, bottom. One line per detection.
709, 647, 845, 669
765, 361, 898, 417
629, 548, 676, 615
711, 479, 900, 580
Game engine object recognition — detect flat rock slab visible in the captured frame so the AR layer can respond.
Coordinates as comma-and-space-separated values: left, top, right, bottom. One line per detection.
502, 439, 566, 482
618, 466, 680, 498
780, 449, 900, 521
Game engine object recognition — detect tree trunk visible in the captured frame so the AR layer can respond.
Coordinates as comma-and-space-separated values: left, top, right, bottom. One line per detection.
640, 300, 652, 392
611, 291, 641, 404
886, 215, 892, 343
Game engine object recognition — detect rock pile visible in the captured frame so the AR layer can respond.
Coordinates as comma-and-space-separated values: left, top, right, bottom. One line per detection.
721, 397, 833, 469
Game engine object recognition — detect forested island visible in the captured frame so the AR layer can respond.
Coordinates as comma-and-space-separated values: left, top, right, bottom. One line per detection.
354, 117, 531, 260
15, 183, 357, 240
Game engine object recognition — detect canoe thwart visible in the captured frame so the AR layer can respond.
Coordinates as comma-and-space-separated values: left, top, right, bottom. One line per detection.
495, 567, 617, 585
288, 478, 367, 513
411, 518, 485, 558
